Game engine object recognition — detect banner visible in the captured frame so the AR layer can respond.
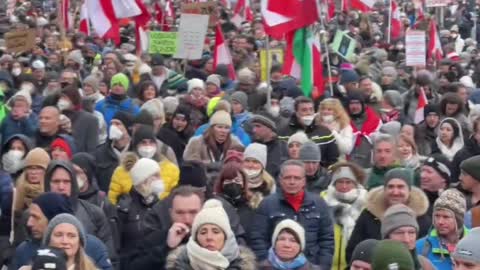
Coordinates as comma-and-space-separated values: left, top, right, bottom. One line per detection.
5, 30, 36, 53
331, 31, 356, 62
425, 0, 450, 7
149, 31, 178, 55
181, 2, 217, 26
406, 30, 426, 66
174, 14, 209, 60
260, 49, 284, 82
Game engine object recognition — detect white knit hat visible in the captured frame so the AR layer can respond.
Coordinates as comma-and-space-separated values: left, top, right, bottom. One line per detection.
331, 167, 357, 185
129, 158, 160, 186
271, 219, 306, 251
191, 199, 233, 239
8, 89, 32, 107
287, 131, 309, 146
243, 143, 267, 168
209, 110, 232, 127
188, 78, 205, 93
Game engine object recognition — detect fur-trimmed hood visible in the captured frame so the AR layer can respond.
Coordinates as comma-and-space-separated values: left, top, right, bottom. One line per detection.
366, 186, 429, 219
248, 171, 276, 209
166, 245, 257, 270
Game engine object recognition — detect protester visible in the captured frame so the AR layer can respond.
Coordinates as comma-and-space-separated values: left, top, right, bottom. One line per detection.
366, 134, 398, 189
452, 228, 480, 270
349, 239, 378, 270
432, 118, 465, 161
299, 141, 331, 193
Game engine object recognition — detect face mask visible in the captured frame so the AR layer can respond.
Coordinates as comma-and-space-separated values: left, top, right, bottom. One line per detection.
268, 106, 280, 117
301, 115, 315, 126
57, 99, 72, 111
109, 125, 124, 141
77, 176, 87, 190
137, 145, 157, 158
151, 179, 165, 194
322, 115, 335, 123
244, 169, 262, 179
12, 68, 21, 76
223, 183, 243, 200
21, 83, 35, 94
2, 150, 24, 174
135, 182, 153, 199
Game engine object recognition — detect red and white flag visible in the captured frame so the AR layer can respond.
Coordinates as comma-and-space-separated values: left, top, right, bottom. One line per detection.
390, 0, 402, 40
60, 0, 71, 30
112, 0, 142, 19
86, 0, 120, 43
6, 0, 16, 17
414, 88, 428, 124
350, 0, 374, 12
232, 0, 254, 27
165, 0, 175, 18
219, 0, 231, 9
213, 24, 236, 80
134, 0, 151, 55
79, 2, 90, 35
428, 19, 443, 61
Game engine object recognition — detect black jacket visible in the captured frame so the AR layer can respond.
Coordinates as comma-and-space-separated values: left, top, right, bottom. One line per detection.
451, 136, 480, 183
249, 191, 335, 268
64, 110, 99, 153
157, 124, 193, 164
93, 141, 122, 192
263, 138, 289, 179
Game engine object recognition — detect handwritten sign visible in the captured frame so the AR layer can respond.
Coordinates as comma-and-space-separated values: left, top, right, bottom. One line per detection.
149, 31, 178, 55
174, 14, 209, 60
5, 30, 36, 53
181, 2, 217, 26
406, 30, 426, 67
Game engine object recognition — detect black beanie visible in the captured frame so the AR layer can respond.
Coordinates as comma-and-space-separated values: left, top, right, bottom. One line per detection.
132, 124, 156, 149
32, 192, 74, 221
112, 111, 134, 134
71, 153, 96, 184
423, 154, 452, 183
134, 110, 154, 127
172, 104, 192, 122
351, 239, 379, 265
178, 160, 208, 188
423, 104, 441, 119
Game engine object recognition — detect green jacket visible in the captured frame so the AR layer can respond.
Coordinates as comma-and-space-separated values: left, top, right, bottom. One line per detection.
366, 165, 398, 190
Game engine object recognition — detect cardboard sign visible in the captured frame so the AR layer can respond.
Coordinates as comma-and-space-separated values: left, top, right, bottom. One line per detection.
5, 30, 36, 53
406, 30, 426, 67
149, 31, 178, 55
331, 31, 356, 62
260, 49, 284, 82
425, 0, 450, 7
181, 2, 217, 26
174, 14, 209, 60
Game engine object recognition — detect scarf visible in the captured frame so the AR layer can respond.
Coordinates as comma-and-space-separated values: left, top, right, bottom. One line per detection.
267, 248, 307, 270
435, 137, 464, 161
284, 191, 305, 213
351, 107, 381, 147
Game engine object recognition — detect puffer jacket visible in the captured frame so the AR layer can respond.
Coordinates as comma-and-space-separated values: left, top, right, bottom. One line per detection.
95, 96, 140, 126
165, 245, 257, 270
249, 191, 334, 268
108, 154, 179, 205
0, 113, 37, 146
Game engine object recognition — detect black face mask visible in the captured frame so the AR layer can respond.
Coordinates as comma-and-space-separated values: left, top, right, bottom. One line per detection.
222, 183, 243, 201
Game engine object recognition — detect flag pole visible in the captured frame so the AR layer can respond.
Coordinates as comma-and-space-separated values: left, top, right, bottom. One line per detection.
319, 15, 334, 97
265, 35, 272, 110
387, 0, 392, 43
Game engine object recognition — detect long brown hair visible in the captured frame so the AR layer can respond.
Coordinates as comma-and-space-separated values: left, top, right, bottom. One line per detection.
203, 125, 233, 159
214, 163, 251, 200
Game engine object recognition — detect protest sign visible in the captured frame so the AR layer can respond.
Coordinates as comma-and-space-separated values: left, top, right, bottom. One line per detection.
149, 31, 178, 55
425, 0, 450, 7
181, 2, 217, 26
174, 14, 209, 60
406, 30, 426, 67
260, 49, 284, 82
5, 30, 36, 54
331, 31, 356, 62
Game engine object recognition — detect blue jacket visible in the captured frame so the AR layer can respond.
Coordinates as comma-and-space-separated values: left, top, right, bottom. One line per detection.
95, 96, 140, 127
12, 234, 112, 270
249, 191, 334, 268
416, 228, 469, 270
0, 113, 38, 146
194, 121, 251, 146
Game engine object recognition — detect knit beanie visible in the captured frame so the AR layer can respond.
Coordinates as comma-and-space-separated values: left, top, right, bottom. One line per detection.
379, 121, 401, 137
287, 131, 309, 146
209, 110, 232, 127
340, 70, 360, 85
67, 50, 84, 66
43, 213, 87, 247
383, 90, 403, 110
381, 204, 419, 239
243, 143, 267, 168
382, 66, 398, 79
178, 161, 207, 188
132, 125, 156, 149
423, 155, 452, 183
433, 189, 467, 228
331, 167, 357, 185
237, 68, 255, 84
206, 74, 221, 88
351, 239, 379, 265
83, 74, 100, 92
453, 227, 480, 264
187, 78, 205, 93
112, 111, 134, 131
32, 192, 74, 221
163, 97, 179, 115
50, 138, 73, 159
271, 219, 306, 251
250, 113, 277, 132
299, 141, 321, 162
172, 104, 192, 122
31, 247, 67, 270
384, 168, 414, 189
134, 110, 154, 127
129, 158, 160, 186
371, 240, 415, 270
231, 91, 248, 110
191, 199, 233, 240
460, 155, 480, 181
25, 148, 51, 169
423, 104, 441, 118
110, 73, 130, 90
166, 72, 188, 90
8, 89, 32, 107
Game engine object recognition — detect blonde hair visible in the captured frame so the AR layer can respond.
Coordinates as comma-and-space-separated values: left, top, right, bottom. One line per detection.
75, 247, 97, 270
317, 98, 351, 129
397, 134, 418, 155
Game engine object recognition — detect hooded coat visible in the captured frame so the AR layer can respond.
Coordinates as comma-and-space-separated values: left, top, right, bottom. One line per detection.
345, 186, 431, 262
0, 112, 37, 146
451, 135, 480, 183
431, 117, 465, 161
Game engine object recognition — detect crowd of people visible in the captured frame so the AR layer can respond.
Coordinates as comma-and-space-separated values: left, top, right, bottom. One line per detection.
1, 0, 480, 269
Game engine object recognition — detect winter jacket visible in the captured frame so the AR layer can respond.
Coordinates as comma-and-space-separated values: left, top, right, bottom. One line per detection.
165, 245, 257, 270
366, 165, 399, 190
263, 138, 289, 179
416, 228, 470, 270
95, 96, 140, 126
305, 168, 331, 194
415, 122, 438, 156
183, 134, 243, 164
11, 235, 113, 270
451, 136, 480, 183
248, 171, 276, 209
157, 124, 194, 164
249, 191, 335, 268
194, 121, 251, 147
259, 261, 321, 270
349, 107, 382, 169
93, 140, 125, 192
346, 186, 431, 262
0, 114, 37, 146
403, 89, 441, 124
108, 157, 179, 205
278, 115, 339, 167
63, 109, 99, 153
215, 196, 255, 239
0, 171, 12, 236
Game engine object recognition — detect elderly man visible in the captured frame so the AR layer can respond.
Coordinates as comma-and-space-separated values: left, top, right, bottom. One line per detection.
250, 160, 334, 268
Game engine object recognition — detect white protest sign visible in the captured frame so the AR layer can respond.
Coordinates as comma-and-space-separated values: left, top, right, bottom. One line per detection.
406, 30, 426, 67
425, 0, 450, 7
174, 13, 209, 60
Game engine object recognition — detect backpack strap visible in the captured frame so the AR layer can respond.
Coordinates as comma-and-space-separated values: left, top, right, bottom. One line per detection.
472, 206, 480, 228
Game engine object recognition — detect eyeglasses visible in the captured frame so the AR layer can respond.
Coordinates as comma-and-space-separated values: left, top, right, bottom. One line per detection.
223, 176, 243, 185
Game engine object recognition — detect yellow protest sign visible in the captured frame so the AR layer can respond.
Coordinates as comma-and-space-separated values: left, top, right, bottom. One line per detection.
260, 49, 284, 82
149, 31, 178, 55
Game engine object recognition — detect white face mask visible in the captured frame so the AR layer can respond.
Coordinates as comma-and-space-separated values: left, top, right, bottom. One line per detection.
137, 145, 157, 158
109, 125, 124, 141
302, 115, 315, 126
322, 115, 335, 123
12, 68, 22, 77
77, 176, 87, 190
268, 106, 280, 117
2, 150, 24, 174
21, 83, 35, 94
151, 179, 165, 194
135, 182, 153, 198
244, 169, 262, 179
57, 99, 72, 111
